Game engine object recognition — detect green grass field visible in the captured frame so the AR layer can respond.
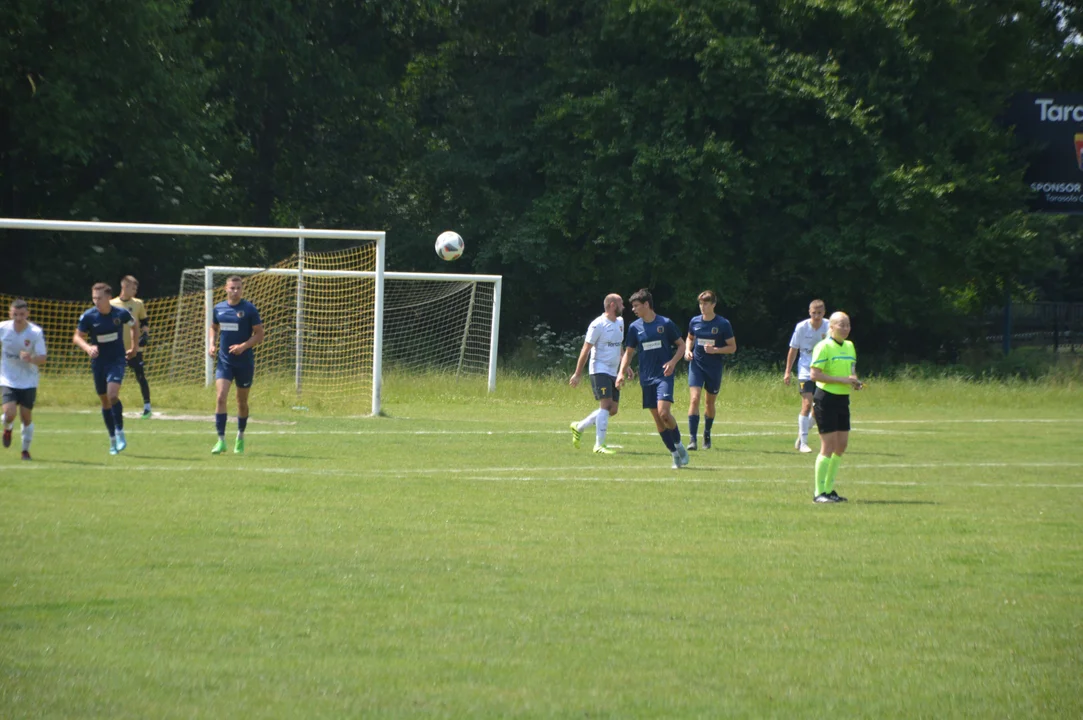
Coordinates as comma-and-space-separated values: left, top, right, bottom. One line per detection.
2, 373, 1081, 718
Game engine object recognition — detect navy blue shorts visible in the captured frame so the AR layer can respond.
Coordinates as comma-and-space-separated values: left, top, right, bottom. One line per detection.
216, 360, 255, 389
91, 358, 127, 395
799, 379, 816, 394
687, 361, 722, 395
641, 377, 675, 409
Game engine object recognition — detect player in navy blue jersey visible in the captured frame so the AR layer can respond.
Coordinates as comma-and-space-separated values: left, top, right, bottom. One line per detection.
616, 288, 689, 469
684, 290, 736, 450
206, 276, 264, 454
73, 283, 140, 455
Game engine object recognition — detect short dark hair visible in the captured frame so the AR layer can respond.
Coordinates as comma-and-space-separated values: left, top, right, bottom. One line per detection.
92, 282, 112, 295
10, 298, 28, 311
629, 288, 653, 309
697, 290, 717, 304
122, 275, 139, 285
226, 275, 244, 284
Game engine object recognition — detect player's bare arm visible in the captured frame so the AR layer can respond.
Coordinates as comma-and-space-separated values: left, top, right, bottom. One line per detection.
207, 325, 218, 357
569, 341, 593, 387
615, 347, 636, 388
18, 349, 47, 366
709, 337, 737, 355
73, 330, 98, 359
784, 347, 798, 384
684, 334, 695, 362
125, 322, 139, 359
663, 338, 685, 376
229, 323, 265, 355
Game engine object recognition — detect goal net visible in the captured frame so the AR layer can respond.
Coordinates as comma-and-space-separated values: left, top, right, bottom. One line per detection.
174, 250, 502, 410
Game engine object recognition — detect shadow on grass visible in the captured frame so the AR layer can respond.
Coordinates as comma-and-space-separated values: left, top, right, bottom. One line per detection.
854, 499, 937, 505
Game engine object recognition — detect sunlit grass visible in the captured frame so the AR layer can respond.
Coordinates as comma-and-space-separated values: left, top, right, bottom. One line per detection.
1, 373, 1080, 717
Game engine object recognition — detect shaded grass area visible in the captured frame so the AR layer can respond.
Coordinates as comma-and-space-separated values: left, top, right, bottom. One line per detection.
1, 375, 1081, 717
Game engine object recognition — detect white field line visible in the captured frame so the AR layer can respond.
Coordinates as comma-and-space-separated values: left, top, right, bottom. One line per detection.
32, 428, 819, 437
40, 409, 1083, 428
3, 461, 1083, 489
3, 424, 1046, 437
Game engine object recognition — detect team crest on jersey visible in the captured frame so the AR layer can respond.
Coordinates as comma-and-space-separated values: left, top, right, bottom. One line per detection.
711, 327, 719, 335
656, 326, 664, 334
24, 339, 31, 347
237, 310, 245, 318
113, 317, 121, 326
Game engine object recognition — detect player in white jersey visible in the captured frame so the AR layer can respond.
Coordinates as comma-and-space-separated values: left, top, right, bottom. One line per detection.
568, 293, 628, 453
1, 299, 48, 460
783, 299, 829, 453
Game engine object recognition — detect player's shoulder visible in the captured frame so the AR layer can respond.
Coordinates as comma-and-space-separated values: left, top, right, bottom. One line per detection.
109, 297, 123, 307
0, 319, 11, 332
79, 306, 98, 320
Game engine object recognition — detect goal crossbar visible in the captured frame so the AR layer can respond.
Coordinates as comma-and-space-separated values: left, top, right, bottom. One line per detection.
0, 218, 383, 242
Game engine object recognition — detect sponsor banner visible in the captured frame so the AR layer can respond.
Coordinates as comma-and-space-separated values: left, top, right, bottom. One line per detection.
1008, 93, 1083, 213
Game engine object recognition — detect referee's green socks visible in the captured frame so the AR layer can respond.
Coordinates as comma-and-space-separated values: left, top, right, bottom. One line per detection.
814, 454, 830, 496
826, 454, 842, 493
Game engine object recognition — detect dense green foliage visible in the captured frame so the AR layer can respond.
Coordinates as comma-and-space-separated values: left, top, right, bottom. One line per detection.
2, 0, 1082, 357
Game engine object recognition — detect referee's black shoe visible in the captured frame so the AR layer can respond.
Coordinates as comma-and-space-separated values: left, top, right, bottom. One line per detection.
814, 493, 834, 503
827, 490, 847, 502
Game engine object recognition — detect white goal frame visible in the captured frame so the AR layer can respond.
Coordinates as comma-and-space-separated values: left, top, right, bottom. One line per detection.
186, 265, 503, 403
0, 217, 501, 416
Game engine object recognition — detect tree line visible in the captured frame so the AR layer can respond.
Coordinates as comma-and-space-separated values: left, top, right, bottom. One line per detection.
2, 0, 1082, 361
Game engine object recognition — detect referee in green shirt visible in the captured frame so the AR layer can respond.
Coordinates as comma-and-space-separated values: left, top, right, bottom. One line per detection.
809, 312, 863, 503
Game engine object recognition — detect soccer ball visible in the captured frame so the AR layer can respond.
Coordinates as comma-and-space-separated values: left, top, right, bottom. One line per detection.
435, 231, 464, 261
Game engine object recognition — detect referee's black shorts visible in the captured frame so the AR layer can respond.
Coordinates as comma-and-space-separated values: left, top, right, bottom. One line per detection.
813, 388, 850, 434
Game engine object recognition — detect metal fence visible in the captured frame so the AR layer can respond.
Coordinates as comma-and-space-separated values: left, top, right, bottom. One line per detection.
983, 302, 1083, 353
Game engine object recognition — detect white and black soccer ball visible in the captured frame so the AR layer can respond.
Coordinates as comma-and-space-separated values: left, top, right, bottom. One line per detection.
435, 231, 464, 261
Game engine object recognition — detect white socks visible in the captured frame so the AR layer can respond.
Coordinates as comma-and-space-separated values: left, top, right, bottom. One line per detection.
798, 414, 812, 442
595, 409, 610, 447
576, 409, 601, 432
21, 423, 33, 452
